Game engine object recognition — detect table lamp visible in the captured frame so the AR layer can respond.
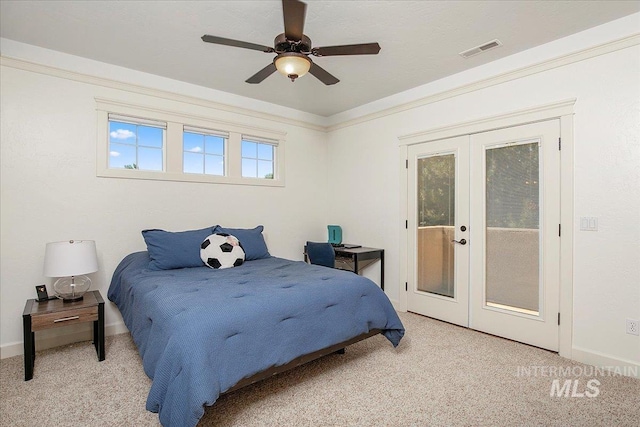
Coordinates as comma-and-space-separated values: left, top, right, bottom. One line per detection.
43, 240, 98, 302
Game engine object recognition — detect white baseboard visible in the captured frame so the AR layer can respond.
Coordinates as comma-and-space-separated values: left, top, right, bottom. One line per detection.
0, 321, 129, 359
390, 309, 639, 380
571, 346, 640, 379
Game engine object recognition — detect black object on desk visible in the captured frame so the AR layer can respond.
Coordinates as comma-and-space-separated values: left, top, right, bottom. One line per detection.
304, 245, 384, 290
34, 284, 56, 302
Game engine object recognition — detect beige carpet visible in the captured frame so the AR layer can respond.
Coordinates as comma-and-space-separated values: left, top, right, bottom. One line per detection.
1, 312, 639, 426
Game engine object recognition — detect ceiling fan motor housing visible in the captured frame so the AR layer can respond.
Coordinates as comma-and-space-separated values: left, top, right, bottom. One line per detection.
274, 33, 312, 53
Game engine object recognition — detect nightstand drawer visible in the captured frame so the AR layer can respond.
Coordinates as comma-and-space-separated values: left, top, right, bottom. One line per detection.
31, 306, 98, 331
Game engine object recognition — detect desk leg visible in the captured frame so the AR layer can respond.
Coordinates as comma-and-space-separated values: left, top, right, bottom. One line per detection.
353, 254, 359, 276
380, 250, 385, 291
23, 315, 33, 381
94, 302, 105, 361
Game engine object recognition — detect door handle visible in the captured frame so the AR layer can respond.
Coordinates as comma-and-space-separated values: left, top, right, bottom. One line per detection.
451, 239, 467, 245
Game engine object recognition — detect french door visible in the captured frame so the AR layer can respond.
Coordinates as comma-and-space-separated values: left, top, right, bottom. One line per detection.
407, 120, 560, 351
407, 136, 470, 327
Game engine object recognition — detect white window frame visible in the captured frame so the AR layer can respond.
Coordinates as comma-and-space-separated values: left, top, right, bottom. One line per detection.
241, 136, 278, 180
182, 125, 228, 177
96, 98, 286, 187
107, 113, 167, 172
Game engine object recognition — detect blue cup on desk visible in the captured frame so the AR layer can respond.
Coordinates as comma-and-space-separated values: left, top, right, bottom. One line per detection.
328, 225, 342, 245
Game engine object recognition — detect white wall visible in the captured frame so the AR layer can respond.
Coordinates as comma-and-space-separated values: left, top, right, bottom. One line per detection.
0, 51, 329, 356
326, 17, 640, 367
1, 14, 638, 372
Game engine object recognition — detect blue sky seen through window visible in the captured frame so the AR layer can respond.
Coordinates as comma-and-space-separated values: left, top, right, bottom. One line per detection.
109, 121, 163, 170
183, 132, 225, 176
241, 140, 274, 179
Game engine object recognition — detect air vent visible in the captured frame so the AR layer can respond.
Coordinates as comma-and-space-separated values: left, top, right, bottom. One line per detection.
459, 39, 502, 59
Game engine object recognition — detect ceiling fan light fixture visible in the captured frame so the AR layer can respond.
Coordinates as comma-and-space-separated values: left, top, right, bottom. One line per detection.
274, 52, 311, 81
202, 0, 378, 85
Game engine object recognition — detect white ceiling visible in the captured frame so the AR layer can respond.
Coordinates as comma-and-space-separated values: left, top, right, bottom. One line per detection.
1, 1, 638, 117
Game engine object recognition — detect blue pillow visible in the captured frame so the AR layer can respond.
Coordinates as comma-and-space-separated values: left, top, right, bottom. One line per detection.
213, 225, 270, 261
142, 227, 216, 270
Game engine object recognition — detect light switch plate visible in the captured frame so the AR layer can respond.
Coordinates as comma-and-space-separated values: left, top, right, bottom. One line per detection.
580, 216, 598, 231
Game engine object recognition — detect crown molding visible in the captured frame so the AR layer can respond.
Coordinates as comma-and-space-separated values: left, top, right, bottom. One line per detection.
398, 98, 576, 145
2, 32, 638, 134
0, 55, 327, 133
326, 33, 640, 132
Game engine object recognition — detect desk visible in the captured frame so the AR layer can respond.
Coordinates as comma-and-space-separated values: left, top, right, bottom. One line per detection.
304, 246, 385, 290
22, 290, 105, 381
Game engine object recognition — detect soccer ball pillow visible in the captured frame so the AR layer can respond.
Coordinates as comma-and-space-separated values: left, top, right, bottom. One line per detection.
200, 233, 245, 269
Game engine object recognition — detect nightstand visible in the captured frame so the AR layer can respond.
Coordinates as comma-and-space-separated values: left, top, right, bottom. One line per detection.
22, 290, 105, 381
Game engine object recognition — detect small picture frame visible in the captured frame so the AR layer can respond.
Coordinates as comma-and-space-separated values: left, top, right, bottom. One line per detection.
35, 284, 51, 302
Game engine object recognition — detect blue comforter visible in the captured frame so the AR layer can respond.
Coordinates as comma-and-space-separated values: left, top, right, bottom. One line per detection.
108, 252, 404, 427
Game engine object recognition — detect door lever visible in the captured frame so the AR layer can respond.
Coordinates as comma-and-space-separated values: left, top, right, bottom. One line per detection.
451, 239, 467, 245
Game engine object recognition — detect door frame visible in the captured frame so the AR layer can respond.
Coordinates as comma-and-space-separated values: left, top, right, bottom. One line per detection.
397, 98, 575, 359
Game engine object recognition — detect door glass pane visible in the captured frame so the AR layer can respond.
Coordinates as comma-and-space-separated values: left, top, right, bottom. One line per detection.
417, 154, 455, 298
485, 142, 540, 315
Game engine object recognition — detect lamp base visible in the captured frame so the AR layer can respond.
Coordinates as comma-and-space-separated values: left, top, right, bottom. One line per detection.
61, 295, 84, 303
53, 275, 91, 303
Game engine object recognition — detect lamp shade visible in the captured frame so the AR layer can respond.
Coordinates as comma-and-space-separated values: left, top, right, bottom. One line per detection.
274, 52, 311, 79
43, 240, 98, 277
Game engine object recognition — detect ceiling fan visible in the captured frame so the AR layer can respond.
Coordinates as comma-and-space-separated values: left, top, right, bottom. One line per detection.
201, 0, 381, 85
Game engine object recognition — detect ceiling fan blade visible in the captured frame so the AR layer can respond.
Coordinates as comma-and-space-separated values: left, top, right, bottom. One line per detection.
202, 35, 274, 53
246, 63, 278, 84
282, 0, 306, 42
312, 42, 381, 57
309, 62, 339, 85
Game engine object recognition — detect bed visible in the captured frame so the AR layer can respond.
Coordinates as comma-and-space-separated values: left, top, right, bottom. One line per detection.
108, 247, 404, 427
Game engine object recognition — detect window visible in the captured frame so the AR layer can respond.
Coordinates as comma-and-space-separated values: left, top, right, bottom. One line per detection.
241, 138, 275, 179
97, 99, 285, 186
183, 127, 227, 176
108, 114, 165, 171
